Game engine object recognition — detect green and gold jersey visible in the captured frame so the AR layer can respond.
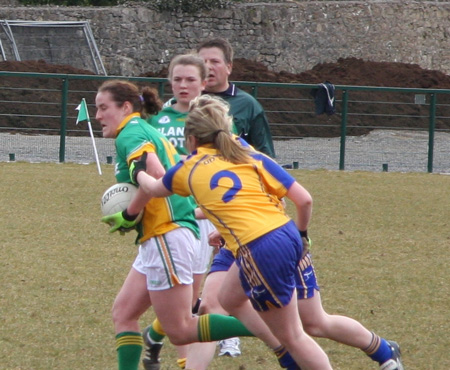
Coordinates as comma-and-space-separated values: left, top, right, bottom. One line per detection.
114, 113, 199, 241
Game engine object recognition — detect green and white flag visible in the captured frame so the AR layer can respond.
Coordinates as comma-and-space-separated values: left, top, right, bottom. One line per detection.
75, 98, 102, 175
75, 98, 89, 125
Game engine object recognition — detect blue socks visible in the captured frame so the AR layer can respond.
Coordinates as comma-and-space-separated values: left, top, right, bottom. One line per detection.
364, 333, 393, 364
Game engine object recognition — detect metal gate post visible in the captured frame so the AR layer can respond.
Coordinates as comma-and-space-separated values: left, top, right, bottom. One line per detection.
427, 93, 436, 173
339, 90, 348, 170
59, 77, 69, 163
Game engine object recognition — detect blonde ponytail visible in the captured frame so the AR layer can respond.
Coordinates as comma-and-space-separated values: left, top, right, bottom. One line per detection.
185, 95, 252, 164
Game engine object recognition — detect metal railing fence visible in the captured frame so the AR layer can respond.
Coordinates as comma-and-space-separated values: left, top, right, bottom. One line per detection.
1, 71, 450, 173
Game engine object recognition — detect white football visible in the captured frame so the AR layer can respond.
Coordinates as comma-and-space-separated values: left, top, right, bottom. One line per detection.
101, 182, 143, 223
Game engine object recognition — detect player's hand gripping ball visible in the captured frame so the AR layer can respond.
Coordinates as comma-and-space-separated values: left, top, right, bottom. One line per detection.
100, 183, 143, 234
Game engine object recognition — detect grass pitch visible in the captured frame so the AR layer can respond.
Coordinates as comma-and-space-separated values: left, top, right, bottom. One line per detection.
0, 162, 448, 369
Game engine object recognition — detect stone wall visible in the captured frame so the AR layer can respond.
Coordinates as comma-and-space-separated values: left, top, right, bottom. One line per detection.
0, 1, 449, 76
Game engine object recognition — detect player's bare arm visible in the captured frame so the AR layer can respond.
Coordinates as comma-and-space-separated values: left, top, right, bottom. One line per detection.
286, 181, 313, 232
126, 151, 166, 215
136, 172, 172, 199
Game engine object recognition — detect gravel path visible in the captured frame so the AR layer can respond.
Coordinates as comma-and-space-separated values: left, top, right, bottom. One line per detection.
275, 129, 450, 173
1, 129, 449, 174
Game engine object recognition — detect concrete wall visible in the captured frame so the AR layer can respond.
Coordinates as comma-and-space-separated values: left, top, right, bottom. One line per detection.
0, 1, 449, 76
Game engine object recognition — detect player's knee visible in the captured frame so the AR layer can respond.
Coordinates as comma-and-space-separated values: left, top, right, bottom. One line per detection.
168, 335, 184, 345
218, 295, 240, 315
197, 297, 222, 314
111, 301, 137, 326
301, 319, 326, 338
166, 331, 189, 345
111, 301, 122, 324
111, 308, 123, 326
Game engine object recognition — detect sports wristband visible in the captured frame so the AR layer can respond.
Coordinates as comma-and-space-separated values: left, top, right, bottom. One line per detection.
123, 208, 139, 221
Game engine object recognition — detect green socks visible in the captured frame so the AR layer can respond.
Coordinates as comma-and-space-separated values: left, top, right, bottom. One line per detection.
148, 319, 166, 342
197, 313, 254, 341
116, 331, 143, 370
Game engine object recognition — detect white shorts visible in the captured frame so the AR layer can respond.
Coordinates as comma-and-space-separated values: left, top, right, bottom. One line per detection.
133, 227, 200, 291
192, 219, 216, 274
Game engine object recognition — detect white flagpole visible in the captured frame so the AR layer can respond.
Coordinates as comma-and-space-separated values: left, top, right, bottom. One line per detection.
87, 118, 102, 175
76, 98, 102, 175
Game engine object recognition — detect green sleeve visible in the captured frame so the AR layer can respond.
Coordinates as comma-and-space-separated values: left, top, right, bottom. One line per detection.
247, 109, 275, 158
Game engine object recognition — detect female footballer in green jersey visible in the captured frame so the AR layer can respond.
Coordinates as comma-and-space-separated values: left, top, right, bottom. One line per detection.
96, 81, 256, 370
148, 54, 213, 299
130, 95, 333, 370
148, 54, 207, 156
145, 54, 215, 369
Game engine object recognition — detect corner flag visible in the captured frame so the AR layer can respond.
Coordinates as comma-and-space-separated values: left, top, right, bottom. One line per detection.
76, 98, 89, 125
75, 98, 102, 175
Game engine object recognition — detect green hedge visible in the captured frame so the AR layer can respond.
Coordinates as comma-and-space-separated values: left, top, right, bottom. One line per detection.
150, 0, 235, 12
18, 0, 118, 5
18, 0, 242, 11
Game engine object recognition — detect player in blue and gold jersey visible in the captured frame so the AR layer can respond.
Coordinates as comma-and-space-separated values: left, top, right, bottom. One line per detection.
141, 92, 403, 370
97, 81, 259, 370
130, 94, 332, 370
144, 54, 296, 370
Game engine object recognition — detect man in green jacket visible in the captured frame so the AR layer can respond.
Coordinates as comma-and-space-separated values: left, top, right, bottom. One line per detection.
197, 37, 276, 158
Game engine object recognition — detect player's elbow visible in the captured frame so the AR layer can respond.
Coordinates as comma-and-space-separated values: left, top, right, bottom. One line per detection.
292, 189, 313, 210
302, 193, 313, 208
287, 182, 313, 206
152, 168, 166, 179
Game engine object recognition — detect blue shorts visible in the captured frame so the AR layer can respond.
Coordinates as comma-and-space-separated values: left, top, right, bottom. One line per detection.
236, 221, 306, 311
209, 222, 320, 307
296, 252, 320, 299
209, 247, 235, 274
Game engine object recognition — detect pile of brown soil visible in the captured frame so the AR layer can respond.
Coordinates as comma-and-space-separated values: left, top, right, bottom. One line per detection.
140, 56, 450, 88
1, 57, 449, 137
0, 59, 96, 75
123, 57, 450, 137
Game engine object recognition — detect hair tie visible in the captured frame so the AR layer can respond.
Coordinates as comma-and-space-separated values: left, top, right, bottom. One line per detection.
139, 95, 144, 102
214, 129, 225, 137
